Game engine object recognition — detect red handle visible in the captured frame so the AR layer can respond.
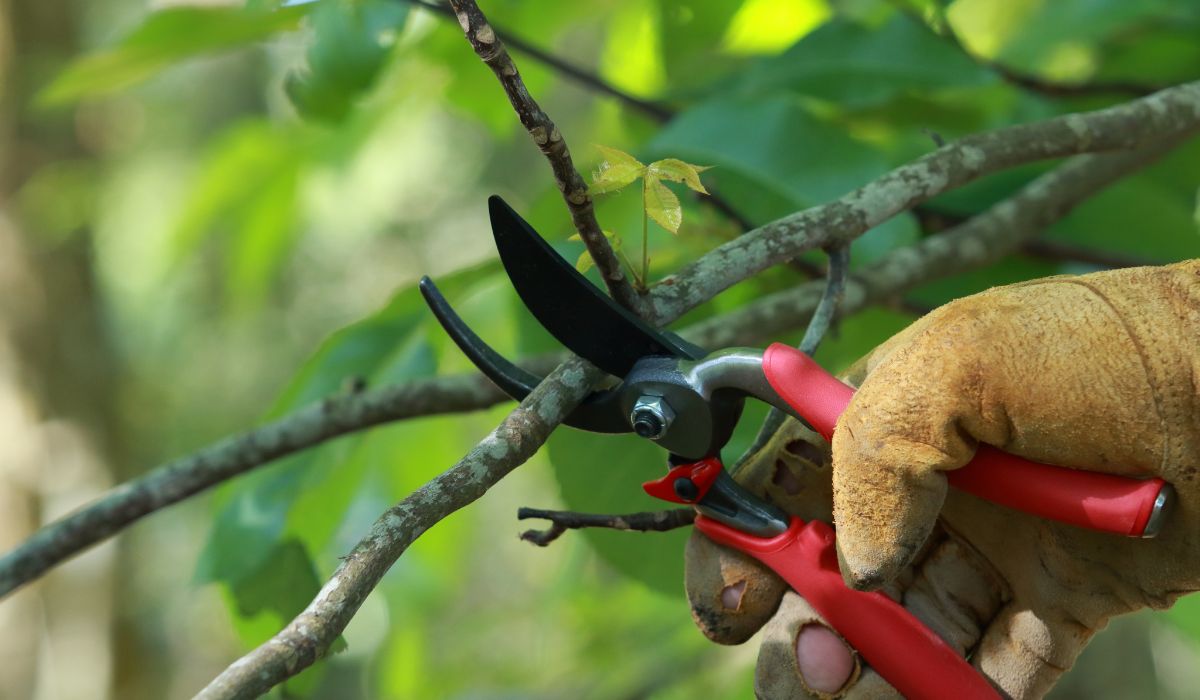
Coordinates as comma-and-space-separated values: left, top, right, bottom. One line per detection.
696, 515, 1000, 700
761, 343, 1169, 537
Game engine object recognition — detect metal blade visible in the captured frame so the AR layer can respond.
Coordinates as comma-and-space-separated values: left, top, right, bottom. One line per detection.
418, 276, 630, 433
488, 195, 704, 378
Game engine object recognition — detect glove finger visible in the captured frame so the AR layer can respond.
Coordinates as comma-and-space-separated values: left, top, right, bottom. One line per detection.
831, 300, 1002, 591
685, 419, 834, 644
685, 530, 786, 644
973, 603, 1094, 699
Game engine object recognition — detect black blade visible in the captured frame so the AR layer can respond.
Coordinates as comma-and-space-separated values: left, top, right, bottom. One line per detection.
418, 276, 630, 433
488, 196, 704, 378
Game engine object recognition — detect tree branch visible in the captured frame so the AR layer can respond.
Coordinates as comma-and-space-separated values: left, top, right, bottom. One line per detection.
442, 0, 641, 312
516, 507, 695, 546
405, 0, 782, 274
689, 136, 1189, 351
0, 360, 546, 598
649, 81, 1200, 324
406, 0, 673, 122
195, 357, 603, 700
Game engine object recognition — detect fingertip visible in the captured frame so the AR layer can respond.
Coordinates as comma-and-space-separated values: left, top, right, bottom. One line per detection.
835, 544, 891, 592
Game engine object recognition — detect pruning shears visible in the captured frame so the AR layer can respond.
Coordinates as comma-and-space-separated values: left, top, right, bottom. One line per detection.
420, 197, 1174, 699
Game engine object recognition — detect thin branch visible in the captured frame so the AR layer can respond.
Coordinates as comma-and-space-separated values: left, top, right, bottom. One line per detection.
1021, 239, 1164, 270
406, 0, 774, 276
442, 0, 641, 312
0, 360, 548, 598
912, 206, 1165, 270
892, 1, 1165, 98
646, 81, 1200, 324
736, 245, 850, 471
516, 507, 695, 546
406, 0, 673, 122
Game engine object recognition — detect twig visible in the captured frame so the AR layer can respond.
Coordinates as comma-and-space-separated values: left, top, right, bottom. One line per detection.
892, 1, 1164, 99
1021, 239, 1163, 269
735, 245, 850, 471
405, 0, 779, 275
443, 0, 641, 312
912, 205, 1165, 270
516, 507, 695, 546
406, 0, 673, 121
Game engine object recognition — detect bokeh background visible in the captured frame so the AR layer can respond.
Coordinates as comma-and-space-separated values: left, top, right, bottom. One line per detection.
2, 0, 1200, 698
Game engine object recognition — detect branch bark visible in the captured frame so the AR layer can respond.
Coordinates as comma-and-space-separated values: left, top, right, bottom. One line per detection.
443, 0, 642, 312
687, 136, 1190, 351
647, 81, 1200, 324
193, 356, 602, 699
517, 507, 695, 546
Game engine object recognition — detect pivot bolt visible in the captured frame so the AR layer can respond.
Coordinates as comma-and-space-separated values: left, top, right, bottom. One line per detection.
630, 395, 676, 440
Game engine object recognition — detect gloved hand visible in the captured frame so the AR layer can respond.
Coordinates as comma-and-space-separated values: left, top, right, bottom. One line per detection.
685, 260, 1200, 698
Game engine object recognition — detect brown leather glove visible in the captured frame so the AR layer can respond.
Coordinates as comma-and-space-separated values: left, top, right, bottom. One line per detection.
685, 261, 1200, 698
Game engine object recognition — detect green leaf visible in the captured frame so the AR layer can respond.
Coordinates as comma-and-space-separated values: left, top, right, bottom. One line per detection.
648, 95, 888, 208
38, 5, 306, 105
648, 158, 710, 194
644, 175, 682, 233
590, 145, 646, 195
576, 250, 595, 273
286, 0, 409, 123
733, 14, 996, 108
169, 120, 307, 308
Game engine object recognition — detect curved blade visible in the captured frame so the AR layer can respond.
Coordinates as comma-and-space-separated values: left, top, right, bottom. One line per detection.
488, 195, 704, 378
418, 276, 630, 433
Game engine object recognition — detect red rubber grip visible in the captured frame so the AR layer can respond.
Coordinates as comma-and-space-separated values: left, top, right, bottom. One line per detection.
761, 343, 1166, 537
696, 515, 1000, 700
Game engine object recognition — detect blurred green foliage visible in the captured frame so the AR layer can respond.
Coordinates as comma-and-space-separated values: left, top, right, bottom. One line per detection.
21, 0, 1200, 697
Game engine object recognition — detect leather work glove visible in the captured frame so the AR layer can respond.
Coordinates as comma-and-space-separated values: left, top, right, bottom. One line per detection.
684, 260, 1200, 698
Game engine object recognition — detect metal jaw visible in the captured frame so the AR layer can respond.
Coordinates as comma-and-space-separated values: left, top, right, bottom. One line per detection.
643, 457, 790, 537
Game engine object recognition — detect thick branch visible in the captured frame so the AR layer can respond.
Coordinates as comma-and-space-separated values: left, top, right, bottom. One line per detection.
689, 137, 1188, 350
195, 357, 604, 700
647, 81, 1200, 324
444, 0, 641, 311
517, 507, 695, 546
